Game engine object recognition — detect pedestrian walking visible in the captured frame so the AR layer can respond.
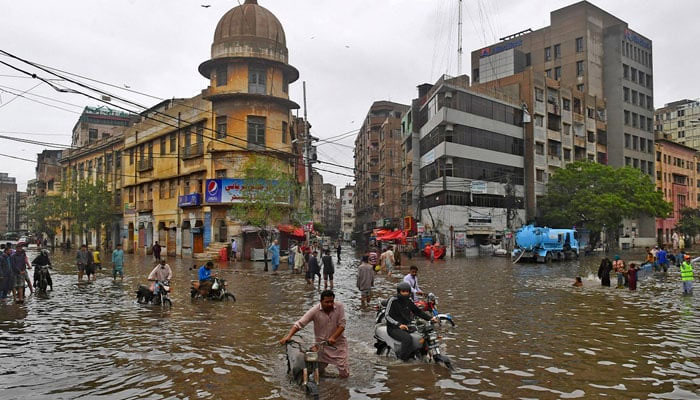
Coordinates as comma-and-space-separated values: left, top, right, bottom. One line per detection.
322, 249, 335, 290
430, 245, 435, 264
357, 254, 374, 308
112, 243, 124, 281
683, 255, 696, 295
294, 245, 304, 273
381, 246, 395, 277
368, 248, 378, 271
76, 244, 92, 282
627, 263, 638, 291
230, 238, 237, 262
152, 241, 161, 261
336, 242, 342, 264
0, 245, 12, 300
613, 255, 625, 288
10, 244, 31, 303
306, 250, 321, 286
657, 246, 669, 273
93, 247, 102, 270
268, 239, 280, 274
598, 257, 613, 287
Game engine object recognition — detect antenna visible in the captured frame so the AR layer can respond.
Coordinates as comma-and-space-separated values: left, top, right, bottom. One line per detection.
458, 0, 463, 75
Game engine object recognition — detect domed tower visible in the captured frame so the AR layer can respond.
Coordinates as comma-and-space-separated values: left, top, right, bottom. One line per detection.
199, 0, 299, 155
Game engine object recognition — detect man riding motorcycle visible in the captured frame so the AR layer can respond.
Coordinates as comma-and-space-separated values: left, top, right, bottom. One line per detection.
385, 282, 438, 361
197, 261, 215, 296
32, 249, 53, 291
148, 258, 173, 295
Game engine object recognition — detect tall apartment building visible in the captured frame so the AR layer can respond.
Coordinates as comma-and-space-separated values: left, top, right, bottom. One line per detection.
407, 74, 526, 241
321, 183, 340, 237
354, 101, 408, 240
654, 139, 699, 243
655, 99, 700, 149
471, 1, 656, 242
7, 192, 27, 232
340, 185, 355, 241
0, 173, 18, 236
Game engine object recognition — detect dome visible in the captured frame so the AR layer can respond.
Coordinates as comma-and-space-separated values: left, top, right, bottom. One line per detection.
211, 0, 288, 64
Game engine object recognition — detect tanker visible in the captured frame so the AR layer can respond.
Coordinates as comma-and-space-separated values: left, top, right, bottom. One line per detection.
511, 225, 579, 263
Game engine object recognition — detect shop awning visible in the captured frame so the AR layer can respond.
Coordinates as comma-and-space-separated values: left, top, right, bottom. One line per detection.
277, 224, 306, 239
376, 230, 406, 243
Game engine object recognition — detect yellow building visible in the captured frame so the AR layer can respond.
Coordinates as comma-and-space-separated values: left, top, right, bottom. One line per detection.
121, 0, 299, 257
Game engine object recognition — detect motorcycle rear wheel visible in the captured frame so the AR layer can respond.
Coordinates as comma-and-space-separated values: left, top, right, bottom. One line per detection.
162, 298, 172, 309
225, 293, 236, 302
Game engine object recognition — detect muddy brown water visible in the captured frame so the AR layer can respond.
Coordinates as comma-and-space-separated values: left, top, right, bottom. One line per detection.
1, 247, 698, 399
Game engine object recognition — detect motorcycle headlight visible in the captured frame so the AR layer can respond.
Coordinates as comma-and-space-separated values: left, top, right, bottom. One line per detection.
429, 333, 438, 341
304, 352, 318, 362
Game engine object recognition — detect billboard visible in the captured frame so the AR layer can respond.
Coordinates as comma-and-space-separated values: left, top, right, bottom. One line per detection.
205, 179, 281, 204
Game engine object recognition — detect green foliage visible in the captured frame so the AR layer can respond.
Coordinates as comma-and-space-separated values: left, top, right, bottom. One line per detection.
27, 195, 67, 239
539, 161, 671, 241
68, 180, 116, 235
676, 207, 700, 238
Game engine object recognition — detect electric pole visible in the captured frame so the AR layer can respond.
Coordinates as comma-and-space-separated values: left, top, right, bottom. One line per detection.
303, 81, 311, 245
458, 0, 463, 75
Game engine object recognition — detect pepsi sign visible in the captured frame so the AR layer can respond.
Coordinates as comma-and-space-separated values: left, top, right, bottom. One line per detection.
205, 179, 222, 203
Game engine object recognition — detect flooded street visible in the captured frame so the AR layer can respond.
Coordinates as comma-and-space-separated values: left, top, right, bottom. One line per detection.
1, 247, 699, 399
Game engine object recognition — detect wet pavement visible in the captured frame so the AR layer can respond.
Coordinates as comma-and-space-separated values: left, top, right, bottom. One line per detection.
0, 247, 698, 399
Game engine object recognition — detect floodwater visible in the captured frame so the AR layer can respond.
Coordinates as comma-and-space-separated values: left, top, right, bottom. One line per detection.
1, 247, 698, 399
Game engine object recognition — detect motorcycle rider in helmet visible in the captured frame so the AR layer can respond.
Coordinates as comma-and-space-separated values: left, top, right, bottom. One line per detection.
385, 281, 438, 361
32, 249, 53, 291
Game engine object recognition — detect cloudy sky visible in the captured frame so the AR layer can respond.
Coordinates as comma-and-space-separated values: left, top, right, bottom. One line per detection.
1, 0, 699, 192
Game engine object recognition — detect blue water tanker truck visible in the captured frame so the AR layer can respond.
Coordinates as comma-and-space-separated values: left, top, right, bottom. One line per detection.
511, 225, 579, 263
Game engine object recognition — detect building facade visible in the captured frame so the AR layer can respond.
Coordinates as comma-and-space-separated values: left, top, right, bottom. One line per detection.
321, 183, 340, 238
470, 1, 656, 242
654, 138, 699, 244
7, 192, 27, 233
410, 75, 526, 242
0, 173, 18, 236
354, 101, 409, 241
340, 185, 355, 241
655, 99, 700, 149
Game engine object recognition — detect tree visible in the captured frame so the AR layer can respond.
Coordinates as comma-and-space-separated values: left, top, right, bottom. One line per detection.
539, 161, 671, 248
676, 207, 700, 242
229, 155, 299, 271
27, 195, 67, 244
67, 180, 117, 247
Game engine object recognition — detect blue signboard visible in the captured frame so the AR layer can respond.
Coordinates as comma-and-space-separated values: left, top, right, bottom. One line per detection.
204, 212, 211, 248
205, 179, 279, 204
178, 193, 202, 207
480, 39, 523, 58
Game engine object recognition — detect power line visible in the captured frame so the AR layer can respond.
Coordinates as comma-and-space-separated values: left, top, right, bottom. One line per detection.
0, 82, 43, 109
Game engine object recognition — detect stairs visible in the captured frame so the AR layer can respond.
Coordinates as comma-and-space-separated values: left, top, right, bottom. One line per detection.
193, 242, 229, 261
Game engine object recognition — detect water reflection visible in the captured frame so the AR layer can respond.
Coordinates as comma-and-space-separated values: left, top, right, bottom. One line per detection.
0, 248, 697, 399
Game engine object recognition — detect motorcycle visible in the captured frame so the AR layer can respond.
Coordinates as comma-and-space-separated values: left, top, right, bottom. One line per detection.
285, 339, 333, 400
136, 280, 172, 307
414, 293, 455, 326
33, 264, 52, 294
374, 298, 454, 370
190, 277, 236, 301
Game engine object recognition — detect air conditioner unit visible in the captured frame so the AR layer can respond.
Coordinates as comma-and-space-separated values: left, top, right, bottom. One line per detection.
444, 91, 453, 99
445, 157, 453, 165
445, 124, 454, 132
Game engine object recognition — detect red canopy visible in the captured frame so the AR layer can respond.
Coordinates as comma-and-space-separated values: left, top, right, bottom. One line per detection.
277, 224, 306, 239
376, 230, 406, 243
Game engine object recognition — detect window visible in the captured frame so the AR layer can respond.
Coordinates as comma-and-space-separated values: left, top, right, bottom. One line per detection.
129, 149, 134, 165
536, 169, 545, 182
216, 65, 227, 87
640, 117, 646, 131
544, 46, 551, 61
623, 64, 629, 79
159, 181, 167, 199
625, 157, 631, 166
563, 98, 570, 111
576, 84, 584, 92
633, 158, 639, 168
640, 136, 646, 152
587, 107, 595, 119
632, 113, 638, 128
89, 128, 98, 142
647, 118, 653, 133
535, 142, 545, 155
631, 67, 637, 82
535, 88, 544, 102
624, 87, 630, 102
638, 72, 645, 87
639, 94, 645, 108
282, 121, 288, 144
535, 115, 543, 127
554, 44, 561, 59
216, 116, 227, 138
525, 52, 531, 66
575, 37, 583, 52
632, 90, 638, 105
169, 179, 176, 198
678, 109, 685, 117
563, 123, 571, 135
576, 61, 584, 76
554, 66, 561, 80
625, 133, 631, 149
656, 151, 661, 162
247, 116, 266, 149
633, 135, 638, 150
678, 120, 685, 128
545, 69, 552, 78
282, 75, 289, 93
647, 95, 653, 110
646, 74, 652, 89
215, 169, 226, 179
248, 66, 267, 94
115, 151, 121, 169
170, 133, 176, 152
564, 148, 571, 160
160, 136, 166, 155
624, 110, 630, 125
573, 98, 581, 114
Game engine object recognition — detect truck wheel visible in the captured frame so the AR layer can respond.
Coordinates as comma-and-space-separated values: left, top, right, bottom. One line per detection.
545, 253, 552, 263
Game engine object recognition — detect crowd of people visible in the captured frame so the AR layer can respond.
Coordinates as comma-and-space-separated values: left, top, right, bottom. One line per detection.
594, 245, 694, 295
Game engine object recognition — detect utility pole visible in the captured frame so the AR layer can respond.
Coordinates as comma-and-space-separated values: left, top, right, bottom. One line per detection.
457, 0, 463, 75
303, 81, 311, 245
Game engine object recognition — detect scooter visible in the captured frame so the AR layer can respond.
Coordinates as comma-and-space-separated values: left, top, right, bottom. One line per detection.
285, 339, 333, 400
136, 280, 172, 308
190, 277, 236, 301
374, 299, 454, 370
414, 293, 455, 326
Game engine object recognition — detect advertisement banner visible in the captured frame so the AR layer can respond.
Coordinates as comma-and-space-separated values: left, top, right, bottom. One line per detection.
205, 179, 280, 204
204, 212, 211, 248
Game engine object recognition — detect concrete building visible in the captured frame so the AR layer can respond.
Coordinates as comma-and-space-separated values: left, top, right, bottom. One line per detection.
470, 1, 656, 243
340, 185, 355, 241
0, 173, 18, 236
120, 0, 300, 260
321, 183, 340, 237
655, 99, 700, 149
354, 101, 409, 242
311, 170, 324, 225
59, 106, 131, 247
7, 192, 28, 232
654, 138, 699, 244
409, 74, 526, 243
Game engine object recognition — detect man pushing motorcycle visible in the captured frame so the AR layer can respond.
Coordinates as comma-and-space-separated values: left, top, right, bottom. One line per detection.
385, 282, 438, 361
148, 258, 172, 295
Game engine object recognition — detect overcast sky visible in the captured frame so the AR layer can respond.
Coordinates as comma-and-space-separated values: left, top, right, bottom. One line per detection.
1, 0, 699, 192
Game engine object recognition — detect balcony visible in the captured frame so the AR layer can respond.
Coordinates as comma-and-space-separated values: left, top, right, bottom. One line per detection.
137, 158, 153, 172
181, 143, 204, 160
137, 199, 153, 212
